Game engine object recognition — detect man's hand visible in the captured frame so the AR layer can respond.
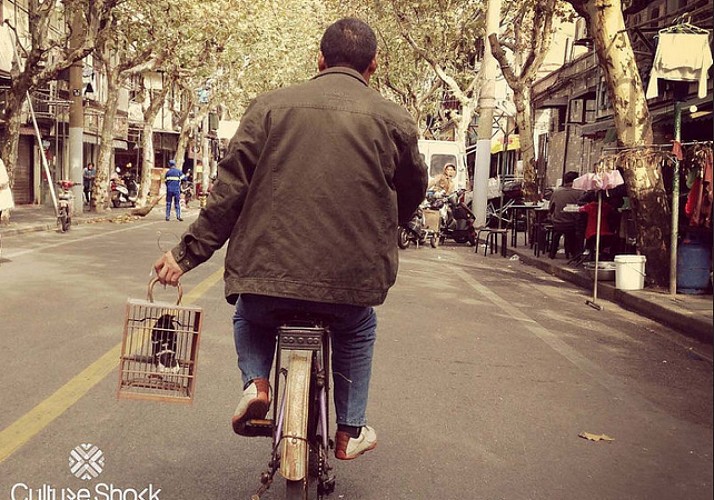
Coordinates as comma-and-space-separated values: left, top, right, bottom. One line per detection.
154, 251, 184, 286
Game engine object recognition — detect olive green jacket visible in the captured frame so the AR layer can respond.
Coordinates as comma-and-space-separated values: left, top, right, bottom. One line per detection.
172, 67, 427, 306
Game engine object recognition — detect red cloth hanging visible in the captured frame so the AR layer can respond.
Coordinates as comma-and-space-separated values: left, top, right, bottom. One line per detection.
685, 148, 713, 228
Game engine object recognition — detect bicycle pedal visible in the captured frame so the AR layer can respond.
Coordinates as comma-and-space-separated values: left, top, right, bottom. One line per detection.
243, 419, 274, 437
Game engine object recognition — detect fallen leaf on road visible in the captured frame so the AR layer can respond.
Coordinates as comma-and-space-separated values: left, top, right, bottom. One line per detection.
579, 431, 614, 442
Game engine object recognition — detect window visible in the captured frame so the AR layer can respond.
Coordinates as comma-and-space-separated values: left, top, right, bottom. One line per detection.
649, 4, 662, 27
430, 154, 457, 178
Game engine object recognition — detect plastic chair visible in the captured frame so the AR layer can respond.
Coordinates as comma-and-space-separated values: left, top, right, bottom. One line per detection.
476, 227, 508, 257
533, 222, 554, 258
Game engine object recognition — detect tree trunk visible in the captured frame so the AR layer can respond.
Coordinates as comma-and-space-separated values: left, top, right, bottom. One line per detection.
137, 86, 168, 206
619, 151, 671, 288
92, 74, 121, 213
570, 0, 672, 287
513, 86, 538, 201
0, 112, 23, 188
574, 0, 669, 288
0, 83, 30, 185
138, 121, 157, 206
174, 128, 190, 172
581, 1, 652, 146
455, 99, 476, 153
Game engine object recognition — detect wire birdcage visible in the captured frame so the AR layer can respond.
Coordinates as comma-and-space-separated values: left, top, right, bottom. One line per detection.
117, 279, 203, 403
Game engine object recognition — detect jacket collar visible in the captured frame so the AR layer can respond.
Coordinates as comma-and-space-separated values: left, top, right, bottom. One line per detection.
312, 66, 368, 86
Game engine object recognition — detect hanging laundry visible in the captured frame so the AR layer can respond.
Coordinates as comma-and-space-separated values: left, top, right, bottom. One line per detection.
646, 32, 713, 99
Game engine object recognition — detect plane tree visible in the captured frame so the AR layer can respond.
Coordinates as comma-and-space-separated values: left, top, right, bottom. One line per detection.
91, 0, 177, 211
488, 0, 572, 200
565, 0, 668, 287
0, 0, 117, 187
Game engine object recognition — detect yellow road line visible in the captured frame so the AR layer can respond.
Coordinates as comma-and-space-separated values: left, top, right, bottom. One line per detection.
0, 268, 224, 464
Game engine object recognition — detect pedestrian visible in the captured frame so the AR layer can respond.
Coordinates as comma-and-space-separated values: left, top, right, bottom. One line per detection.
548, 171, 584, 259
164, 159, 184, 221
0, 157, 15, 222
153, 17, 427, 461
83, 162, 96, 205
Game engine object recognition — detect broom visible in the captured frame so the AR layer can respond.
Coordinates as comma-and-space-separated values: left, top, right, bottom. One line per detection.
130, 194, 164, 217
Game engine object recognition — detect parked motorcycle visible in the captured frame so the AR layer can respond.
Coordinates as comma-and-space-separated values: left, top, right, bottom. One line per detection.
398, 204, 440, 249
56, 180, 78, 232
440, 189, 477, 245
110, 171, 139, 208
180, 179, 194, 207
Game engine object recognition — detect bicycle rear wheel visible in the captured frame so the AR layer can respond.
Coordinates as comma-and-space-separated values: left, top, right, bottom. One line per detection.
281, 350, 313, 500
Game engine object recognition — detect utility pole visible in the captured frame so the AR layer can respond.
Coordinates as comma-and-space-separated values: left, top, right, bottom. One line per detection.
68, 10, 84, 213
473, 0, 502, 226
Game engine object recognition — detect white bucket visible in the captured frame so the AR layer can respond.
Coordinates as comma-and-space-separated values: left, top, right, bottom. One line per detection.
614, 255, 647, 290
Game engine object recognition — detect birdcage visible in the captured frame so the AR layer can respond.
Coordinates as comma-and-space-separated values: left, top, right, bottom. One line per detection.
117, 279, 203, 403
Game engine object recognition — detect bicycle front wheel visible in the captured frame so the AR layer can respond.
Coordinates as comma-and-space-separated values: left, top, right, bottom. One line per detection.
280, 350, 313, 499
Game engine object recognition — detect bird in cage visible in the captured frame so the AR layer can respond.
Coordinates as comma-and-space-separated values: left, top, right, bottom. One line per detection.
151, 314, 180, 373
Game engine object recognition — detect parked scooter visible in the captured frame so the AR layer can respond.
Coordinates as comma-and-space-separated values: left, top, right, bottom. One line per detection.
398, 202, 441, 249
440, 188, 477, 245
56, 180, 78, 232
398, 208, 427, 249
180, 178, 194, 207
110, 169, 139, 208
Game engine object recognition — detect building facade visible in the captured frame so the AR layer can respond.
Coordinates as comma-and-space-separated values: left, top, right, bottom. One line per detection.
532, 0, 712, 189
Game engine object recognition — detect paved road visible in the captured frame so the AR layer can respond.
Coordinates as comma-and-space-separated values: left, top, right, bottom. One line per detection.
0, 216, 711, 499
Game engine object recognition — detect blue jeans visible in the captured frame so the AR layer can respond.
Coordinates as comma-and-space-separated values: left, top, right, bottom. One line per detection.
166, 190, 181, 219
232, 294, 377, 427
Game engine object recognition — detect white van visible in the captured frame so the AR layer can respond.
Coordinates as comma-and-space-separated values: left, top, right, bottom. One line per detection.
418, 140, 468, 191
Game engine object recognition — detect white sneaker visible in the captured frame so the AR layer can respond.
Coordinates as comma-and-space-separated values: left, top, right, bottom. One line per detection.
231, 378, 271, 435
335, 425, 377, 460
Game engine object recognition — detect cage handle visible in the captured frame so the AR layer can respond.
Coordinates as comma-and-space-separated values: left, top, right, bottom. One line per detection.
147, 277, 183, 305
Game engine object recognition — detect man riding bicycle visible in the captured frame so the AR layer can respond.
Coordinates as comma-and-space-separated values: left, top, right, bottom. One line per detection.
154, 17, 427, 461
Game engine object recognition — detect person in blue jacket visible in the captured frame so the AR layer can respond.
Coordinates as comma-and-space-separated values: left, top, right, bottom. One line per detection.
165, 159, 185, 221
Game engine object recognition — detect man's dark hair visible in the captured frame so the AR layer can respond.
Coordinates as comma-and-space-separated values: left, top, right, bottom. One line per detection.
563, 171, 579, 185
320, 18, 377, 73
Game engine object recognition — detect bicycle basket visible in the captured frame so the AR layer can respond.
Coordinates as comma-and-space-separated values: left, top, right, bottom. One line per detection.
117, 278, 203, 403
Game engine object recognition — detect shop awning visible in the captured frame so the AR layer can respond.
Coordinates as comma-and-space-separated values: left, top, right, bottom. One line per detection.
491, 134, 520, 154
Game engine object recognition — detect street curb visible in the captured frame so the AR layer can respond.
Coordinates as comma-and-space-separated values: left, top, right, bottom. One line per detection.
614, 290, 713, 344
0, 213, 139, 238
504, 245, 713, 343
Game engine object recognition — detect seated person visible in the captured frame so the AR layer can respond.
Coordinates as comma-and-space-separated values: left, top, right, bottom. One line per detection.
580, 195, 620, 261
428, 163, 457, 195
548, 171, 584, 259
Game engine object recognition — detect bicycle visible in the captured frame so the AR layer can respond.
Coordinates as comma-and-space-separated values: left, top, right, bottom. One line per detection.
485, 197, 516, 229
246, 316, 336, 500
57, 180, 78, 232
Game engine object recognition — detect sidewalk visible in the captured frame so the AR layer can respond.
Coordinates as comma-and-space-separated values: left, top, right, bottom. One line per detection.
498, 232, 713, 344
0, 203, 152, 237
2, 204, 712, 342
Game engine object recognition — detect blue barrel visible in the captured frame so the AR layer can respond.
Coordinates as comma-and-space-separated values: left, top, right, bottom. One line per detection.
677, 240, 712, 294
